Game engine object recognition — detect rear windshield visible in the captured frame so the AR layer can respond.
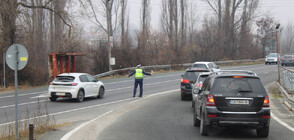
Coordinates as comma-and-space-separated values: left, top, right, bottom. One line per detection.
192, 64, 207, 69
211, 77, 266, 93
54, 76, 75, 82
198, 75, 209, 83
183, 71, 202, 81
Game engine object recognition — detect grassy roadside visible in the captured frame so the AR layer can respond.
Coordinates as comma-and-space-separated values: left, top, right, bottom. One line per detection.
0, 100, 69, 140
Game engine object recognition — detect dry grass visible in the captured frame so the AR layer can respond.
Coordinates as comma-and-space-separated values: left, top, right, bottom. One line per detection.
0, 99, 57, 140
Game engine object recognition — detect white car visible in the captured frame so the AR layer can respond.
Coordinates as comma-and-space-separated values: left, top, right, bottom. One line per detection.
265, 53, 278, 65
192, 61, 220, 72
48, 73, 105, 102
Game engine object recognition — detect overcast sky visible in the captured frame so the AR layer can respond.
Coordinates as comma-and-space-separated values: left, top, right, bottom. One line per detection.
127, 0, 294, 30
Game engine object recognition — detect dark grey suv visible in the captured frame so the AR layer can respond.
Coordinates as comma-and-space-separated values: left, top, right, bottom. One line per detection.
193, 70, 270, 137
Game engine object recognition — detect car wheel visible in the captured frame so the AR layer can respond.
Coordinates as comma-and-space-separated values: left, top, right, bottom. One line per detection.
181, 94, 185, 101
200, 112, 208, 136
49, 97, 57, 102
256, 126, 269, 137
265, 62, 267, 65
192, 101, 194, 108
77, 90, 84, 102
97, 87, 105, 99
193, 109, 200, 127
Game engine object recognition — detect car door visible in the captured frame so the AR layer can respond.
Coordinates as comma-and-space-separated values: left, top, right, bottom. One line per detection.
196, 77, 211, 116
79, 75, 92, 96
86, 74, 100, 96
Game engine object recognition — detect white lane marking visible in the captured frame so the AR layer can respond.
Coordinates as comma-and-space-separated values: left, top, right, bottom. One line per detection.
60, 110, 113, 140
106, 79, 180, 92
0, 91, 47, 99
0, 79, 180, 108
104, 73, 181, 85
0, 100, 47, 109
129, 89, 179, 104
272, 113, 294, 132
0, 89, 179, 127
30, 94, 49, 99
0, 98, 134, 127
60, 89, 179, 139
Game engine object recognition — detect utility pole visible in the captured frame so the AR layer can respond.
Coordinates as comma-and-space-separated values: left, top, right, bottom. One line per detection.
3, 52, 5, 88
106, 0, 112, 71
276, 24, 280, 83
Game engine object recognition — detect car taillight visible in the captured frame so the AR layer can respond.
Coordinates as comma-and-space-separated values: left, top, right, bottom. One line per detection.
181, 79, 189, 84
280, 58, 284, 61
50, 82, 54, 85
71, 83, 78, 86
196, 83, 203, 88
206, 94, 216, 106
262, 96, 270, 107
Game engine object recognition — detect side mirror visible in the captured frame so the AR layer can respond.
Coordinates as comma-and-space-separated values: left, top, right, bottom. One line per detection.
193, 88, 200, 94
217, 66, 219, 69
181, 74, 183, 77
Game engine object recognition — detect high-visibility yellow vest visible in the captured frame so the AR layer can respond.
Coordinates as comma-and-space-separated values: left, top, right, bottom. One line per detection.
135, 68, 143, 79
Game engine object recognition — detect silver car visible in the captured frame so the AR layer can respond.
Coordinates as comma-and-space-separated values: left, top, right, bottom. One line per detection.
191, 72, 211, 109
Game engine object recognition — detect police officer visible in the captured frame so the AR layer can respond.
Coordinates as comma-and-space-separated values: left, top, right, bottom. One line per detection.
128, 64, 152, 97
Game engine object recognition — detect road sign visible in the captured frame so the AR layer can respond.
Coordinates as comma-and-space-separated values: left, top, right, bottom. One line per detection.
110, 57, 115, 65
5, 44, 28, 139
6, 44, 28, 70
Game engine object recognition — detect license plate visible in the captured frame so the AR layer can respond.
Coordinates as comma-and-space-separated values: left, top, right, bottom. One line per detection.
56, 93, 65, 96
230, 100, 249, 105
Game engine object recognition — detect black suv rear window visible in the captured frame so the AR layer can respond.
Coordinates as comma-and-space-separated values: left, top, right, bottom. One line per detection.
183, 71, 203, 81
54, 76, 75, 82
211, 77, 266, 93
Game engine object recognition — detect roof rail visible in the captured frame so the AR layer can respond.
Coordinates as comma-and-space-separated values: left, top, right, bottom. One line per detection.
214, 70, 257, 76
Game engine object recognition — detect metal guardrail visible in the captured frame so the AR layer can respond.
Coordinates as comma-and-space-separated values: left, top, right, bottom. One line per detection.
280, 66, 294, 92
277, 82, 294, 111
94, 58, 264, 78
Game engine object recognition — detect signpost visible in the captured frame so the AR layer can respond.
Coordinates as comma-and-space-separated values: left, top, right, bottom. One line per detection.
6, 44, 28, 139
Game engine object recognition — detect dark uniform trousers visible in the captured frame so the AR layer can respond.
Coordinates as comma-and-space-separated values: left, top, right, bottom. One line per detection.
134, 79, 143, 96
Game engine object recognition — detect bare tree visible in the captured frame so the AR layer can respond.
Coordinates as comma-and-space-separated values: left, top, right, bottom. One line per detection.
256, 13, 277, 57
280, 22, 294, 54
79, 0, 120, 70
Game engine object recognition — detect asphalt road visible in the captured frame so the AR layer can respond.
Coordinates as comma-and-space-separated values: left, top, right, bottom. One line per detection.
0, 64, 293, 140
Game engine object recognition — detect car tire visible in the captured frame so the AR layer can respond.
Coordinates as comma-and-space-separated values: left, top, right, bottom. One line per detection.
97, 87, 105, 99
77, 90, 84, 102
256, 126, 269, 137
193, 109, 200, 127
265, 62, 267, 65
181, 94, 186, 101
192, 101, 194, 108
49, 97, 57, 102
200, 112, 208, 136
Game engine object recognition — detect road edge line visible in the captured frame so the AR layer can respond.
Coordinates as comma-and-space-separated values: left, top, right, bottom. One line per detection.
271, 113, 294, 132
60, 110, 113, 140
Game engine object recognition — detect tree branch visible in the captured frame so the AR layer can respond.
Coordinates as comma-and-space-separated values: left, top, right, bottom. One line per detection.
206, 0, 218, 16
87, 0, 107, 33
17, 1, 72, 37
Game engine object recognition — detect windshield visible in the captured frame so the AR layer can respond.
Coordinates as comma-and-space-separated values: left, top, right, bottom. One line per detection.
54, 76, 75, 82
268, 53, 277, 57
183, 71, 202, 81
198, 75, 209, 83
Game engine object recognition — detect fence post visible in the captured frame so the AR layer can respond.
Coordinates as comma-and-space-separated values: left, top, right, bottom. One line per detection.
29, 124, 34, 140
